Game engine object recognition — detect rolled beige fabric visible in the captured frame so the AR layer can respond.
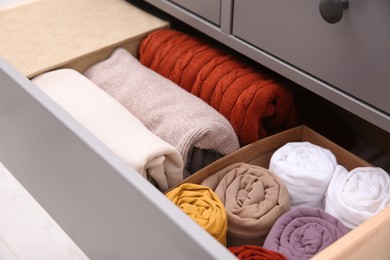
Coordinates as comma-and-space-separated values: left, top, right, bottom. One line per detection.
32, 69, 184, 192
83, 48, 240, 174
201, 162, 291, 246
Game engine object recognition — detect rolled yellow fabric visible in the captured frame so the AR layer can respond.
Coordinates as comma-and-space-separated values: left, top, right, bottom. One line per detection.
165, 183, 227, 245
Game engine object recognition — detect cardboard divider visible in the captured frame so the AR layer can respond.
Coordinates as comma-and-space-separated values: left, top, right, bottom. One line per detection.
167, 125, 390, 259
171, 125, 370, 191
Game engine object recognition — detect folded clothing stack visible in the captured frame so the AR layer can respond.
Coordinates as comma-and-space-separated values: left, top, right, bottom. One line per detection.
138, 28, 298, 146
200, 163, 291, 246
84, 48, 240, 175
32, 69, 183, 192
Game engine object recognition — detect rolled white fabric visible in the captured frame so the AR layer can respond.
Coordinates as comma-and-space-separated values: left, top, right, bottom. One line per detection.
325, 165, 390, 229
32, 69, 184, 192
269, 141, 337, 209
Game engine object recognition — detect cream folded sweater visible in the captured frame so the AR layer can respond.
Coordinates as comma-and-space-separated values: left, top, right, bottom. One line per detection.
32, 69, 184, 192
83, 48, 240, 170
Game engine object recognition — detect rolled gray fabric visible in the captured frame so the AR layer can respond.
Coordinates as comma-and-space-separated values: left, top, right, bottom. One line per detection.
84, 48, 240, 174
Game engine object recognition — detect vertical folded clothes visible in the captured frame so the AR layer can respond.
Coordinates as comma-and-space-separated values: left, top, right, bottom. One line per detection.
269, 142, 337, 209
139, 28, 298, 146
325, 165, 390, 229
200, 163, 290, 246
84, 48, 240, 174
165, 183, 227, 245
263, 208, 349, 260
32, 69, 183, 192
228, 245, 287, 260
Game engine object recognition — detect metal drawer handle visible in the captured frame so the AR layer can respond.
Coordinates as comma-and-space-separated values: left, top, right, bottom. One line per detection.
319, 0, 349, 24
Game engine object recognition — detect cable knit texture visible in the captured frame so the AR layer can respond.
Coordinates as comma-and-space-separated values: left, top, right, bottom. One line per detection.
201, 163, 291, 246
84, 48, 240, 172
325, 165, 390, 229
32, 69, 183, 192
139, 28, 298, 145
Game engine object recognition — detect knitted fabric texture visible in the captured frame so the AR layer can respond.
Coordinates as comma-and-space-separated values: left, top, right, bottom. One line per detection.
84, 48, 239, 173
32, 69, 184, 192
200, 163, 291, 246
228, 245, 287, 260
165, 183, 228, 246
139, 28, 298, 145
263, 208, 349, 260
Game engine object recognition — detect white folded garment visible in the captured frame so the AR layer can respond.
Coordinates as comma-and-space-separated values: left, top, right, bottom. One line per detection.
325, 165, 390, 229
32, 69, 184, 192
269, 141, 337, 209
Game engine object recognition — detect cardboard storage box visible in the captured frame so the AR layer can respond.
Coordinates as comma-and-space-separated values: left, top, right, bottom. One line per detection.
178, 125, 390, 260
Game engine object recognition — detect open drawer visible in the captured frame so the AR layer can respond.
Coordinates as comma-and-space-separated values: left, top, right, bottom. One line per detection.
0, 0, 389, 259
0, 0, 235, 259
0, 57, 236, 259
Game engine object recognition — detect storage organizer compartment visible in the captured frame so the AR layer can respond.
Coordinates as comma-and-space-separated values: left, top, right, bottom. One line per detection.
174, 125, 390, 259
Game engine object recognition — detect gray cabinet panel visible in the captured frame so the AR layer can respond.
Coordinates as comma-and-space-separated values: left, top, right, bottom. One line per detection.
170, 0, 221, 25
233, 0, 390, 115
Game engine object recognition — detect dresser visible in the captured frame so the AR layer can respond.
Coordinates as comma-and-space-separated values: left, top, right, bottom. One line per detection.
0, 0, 389, 259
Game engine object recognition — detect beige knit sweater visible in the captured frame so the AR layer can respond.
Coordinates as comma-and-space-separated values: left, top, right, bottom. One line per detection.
32, 69, 184, 192
84, 48, 240, 171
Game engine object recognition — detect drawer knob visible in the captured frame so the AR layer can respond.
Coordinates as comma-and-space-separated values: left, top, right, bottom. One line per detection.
319, 0, 349, 24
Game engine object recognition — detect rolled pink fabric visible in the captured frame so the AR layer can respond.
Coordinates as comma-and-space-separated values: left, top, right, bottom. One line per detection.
84, 48, 240, 174
200, 162, 290, 246
263, 208, 349, 260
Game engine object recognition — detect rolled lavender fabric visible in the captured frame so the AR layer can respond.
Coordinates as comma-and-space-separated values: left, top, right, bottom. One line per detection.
263, 208, 349, 260
200, 163, 290, 246
84, 48, 240, 174
32, 69, 184, 192
325, 165, 390, 229
269, 141, 337, 209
